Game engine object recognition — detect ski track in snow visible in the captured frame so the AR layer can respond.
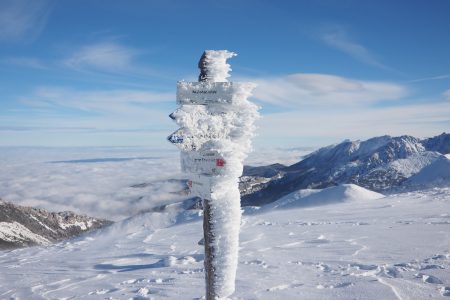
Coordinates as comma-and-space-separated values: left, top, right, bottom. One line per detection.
0, 188, 449, 299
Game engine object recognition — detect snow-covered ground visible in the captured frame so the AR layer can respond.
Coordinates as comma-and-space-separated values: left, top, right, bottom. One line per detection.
1, 185, 449, 299
1, 147, 448, 299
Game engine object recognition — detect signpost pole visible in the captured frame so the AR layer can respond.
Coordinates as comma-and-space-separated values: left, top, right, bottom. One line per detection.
203, 196, 216, 299
169, 50, 259, 299
198, 52, 217, 299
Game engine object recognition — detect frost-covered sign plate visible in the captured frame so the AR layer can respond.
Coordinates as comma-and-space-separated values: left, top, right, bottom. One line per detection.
181, 150, 226, 175
187, 174, 212, 199
177, 81, 234, 105
168, 128, 227, 152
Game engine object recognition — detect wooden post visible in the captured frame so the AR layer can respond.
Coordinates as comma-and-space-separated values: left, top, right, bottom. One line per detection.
198, 52, 217, 300
203, 198, 216, 299
171, 51, 250, 299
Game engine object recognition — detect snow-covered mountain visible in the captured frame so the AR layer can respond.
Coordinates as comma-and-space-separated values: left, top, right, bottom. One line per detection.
0, 200, 112, 250
241, 133, 450, 206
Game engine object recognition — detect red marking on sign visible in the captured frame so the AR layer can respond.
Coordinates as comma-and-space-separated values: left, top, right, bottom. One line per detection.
216, 159, 225, 167
188, 180, 193, 188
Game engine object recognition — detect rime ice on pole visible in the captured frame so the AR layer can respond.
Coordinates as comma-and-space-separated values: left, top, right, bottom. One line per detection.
169, 50, 259, 298
199, 50, 259, 298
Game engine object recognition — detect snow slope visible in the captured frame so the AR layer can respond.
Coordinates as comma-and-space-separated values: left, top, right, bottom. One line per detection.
0, 221, 51, 246
408, 155, 450, 187
1, 187, 449, 299
265, 184, 384, 210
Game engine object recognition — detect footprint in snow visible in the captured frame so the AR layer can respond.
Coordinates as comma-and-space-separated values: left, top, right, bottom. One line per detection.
138, 287, 150, 294
393, 262, 418, 271
243, 259, 269, 268
419, 264, 444, 270
121, 278, 146, 285
88, 288, 118, 295
149, 277, 175, 284
349, 263, 378, 271
424, 253, 450, 262
415, 273, 443, 284
315, 262, 332, 273
378, 266, 403, 278
305, 235, 330, 244
316, 282, 353, 289
266, 282, 303, 291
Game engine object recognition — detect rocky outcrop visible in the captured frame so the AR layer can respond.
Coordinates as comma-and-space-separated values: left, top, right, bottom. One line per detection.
0, 200, 112, 250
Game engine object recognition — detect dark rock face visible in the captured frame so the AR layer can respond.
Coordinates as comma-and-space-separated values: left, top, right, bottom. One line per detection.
422, 132, 450, 154
0, 200, 112, 250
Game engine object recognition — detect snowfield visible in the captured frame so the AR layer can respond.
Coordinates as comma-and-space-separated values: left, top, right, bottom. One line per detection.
1, 186, 449, 299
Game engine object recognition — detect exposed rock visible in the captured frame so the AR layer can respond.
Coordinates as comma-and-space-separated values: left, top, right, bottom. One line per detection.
0, 200, 112, 250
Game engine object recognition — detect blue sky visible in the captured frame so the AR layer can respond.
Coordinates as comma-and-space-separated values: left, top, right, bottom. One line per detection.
1, 0, 449, 148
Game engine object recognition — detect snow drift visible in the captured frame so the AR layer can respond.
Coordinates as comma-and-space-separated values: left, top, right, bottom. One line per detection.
266, 184, 384, 210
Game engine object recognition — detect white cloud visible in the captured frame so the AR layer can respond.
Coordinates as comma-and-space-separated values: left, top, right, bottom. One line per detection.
248, 73, 448, 147
20, 86, 173, 115
322, 28, 392, 71
443, 89, 450, 101
0, 87, 176, 146
408, 74, 450, 83
0, 0, 52, 42
254, 102, 450, 148
64, 42, 139, 73
252, 73, 408, 108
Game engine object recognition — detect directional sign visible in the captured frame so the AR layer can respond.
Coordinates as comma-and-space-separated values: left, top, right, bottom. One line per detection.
168, 128, 227, 151
187, 174, 212, 199
167, 128, 192, 150
177, 81, 234, 105
181, 150, 226, 175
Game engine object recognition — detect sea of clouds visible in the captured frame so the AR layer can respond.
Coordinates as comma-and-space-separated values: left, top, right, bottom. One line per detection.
0, 146, 312, 221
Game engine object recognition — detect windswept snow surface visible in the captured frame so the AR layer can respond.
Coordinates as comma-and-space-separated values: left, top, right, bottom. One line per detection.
1, 186, 449, 299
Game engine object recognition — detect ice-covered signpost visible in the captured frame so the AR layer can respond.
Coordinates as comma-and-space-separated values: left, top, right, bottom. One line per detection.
168, 50, 259, 299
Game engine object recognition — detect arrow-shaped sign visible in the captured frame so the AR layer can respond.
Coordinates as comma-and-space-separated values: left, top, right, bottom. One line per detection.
167, 128, 195, 151
167, 128, 228, 151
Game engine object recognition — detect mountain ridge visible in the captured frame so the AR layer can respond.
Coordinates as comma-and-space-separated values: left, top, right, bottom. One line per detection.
240, 133, 450, 206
